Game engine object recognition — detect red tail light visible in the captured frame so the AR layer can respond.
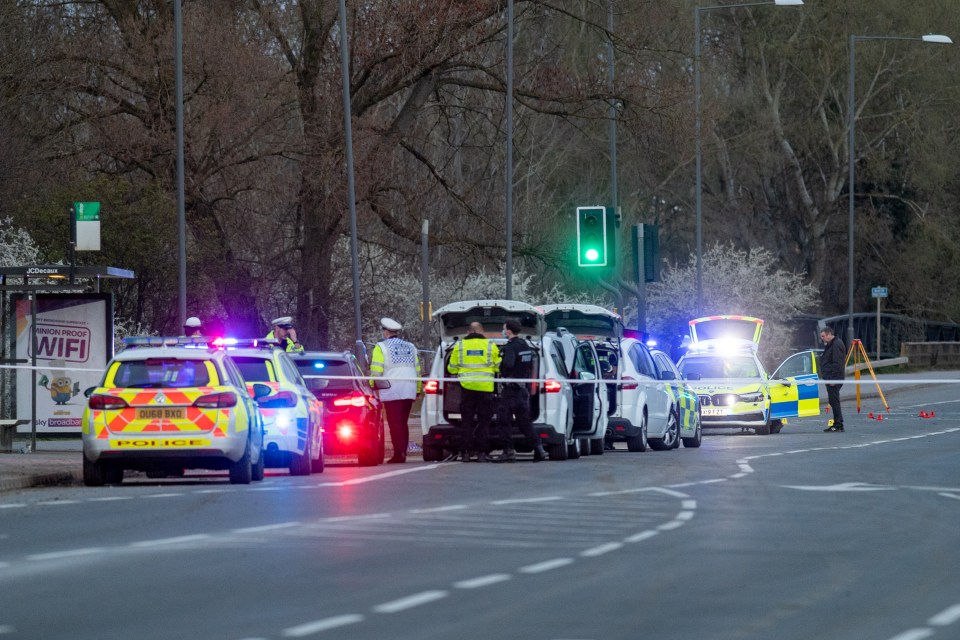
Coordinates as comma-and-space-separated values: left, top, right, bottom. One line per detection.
543, 379, 562, 393
621, 376, 638, 390
194, 392, 238, 408
336, 423, 356, 439
424, 380, 440, 395
89, 394, 128, 410
333, 392, 366, 408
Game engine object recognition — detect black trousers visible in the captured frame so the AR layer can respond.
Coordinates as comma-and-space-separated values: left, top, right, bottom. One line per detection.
495, 385, 537, 451
384, 398, 415, 460
826, 383, 844, 426
460, 388, 494, 452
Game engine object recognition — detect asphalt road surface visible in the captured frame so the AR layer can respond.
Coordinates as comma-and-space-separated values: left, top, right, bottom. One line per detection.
1, 383, 958, 640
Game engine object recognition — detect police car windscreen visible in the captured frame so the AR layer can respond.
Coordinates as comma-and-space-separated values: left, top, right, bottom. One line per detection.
680, 355, 759, 379
231, 357, 274, 382
295, 359, 354, 392
114, 359, 211, 388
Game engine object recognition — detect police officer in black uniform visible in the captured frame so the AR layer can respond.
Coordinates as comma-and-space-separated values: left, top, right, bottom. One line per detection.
495, 319, 547, 462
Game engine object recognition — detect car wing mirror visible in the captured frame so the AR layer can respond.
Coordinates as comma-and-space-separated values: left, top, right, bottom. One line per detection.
252, 383, 273, 400
684, 372, 701, 381
83, 386, 97, 398
659, 370, 677, 381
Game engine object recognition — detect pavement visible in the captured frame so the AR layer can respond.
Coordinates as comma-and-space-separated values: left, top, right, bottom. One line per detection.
3, 369, 959, 494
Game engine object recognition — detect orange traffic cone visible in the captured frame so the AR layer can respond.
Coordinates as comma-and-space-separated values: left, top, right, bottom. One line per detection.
920, 410, 928, 418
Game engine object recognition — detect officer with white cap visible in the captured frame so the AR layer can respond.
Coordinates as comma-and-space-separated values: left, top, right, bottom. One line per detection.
370, 317, 421, 463
182, 316, 203, 337
265, 315, 304, 352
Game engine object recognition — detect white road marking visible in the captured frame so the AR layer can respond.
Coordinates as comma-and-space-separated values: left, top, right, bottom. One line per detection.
519, 558, 574, 574
144, 493, 183, 499
491, 496, 563, 505
373, 590, 448, 613
675, 511, 695, 521
730, 472, 749, 479
929, 603, 960, 626
0, 625, 13, 634
0, 504, 25, 509
939, 493, 960, 501
409, 505, 467, 513
36, 500, 80, 506
699, 478, 727, 484
324, 513, 391, 522
624, 530, 659, 543
129, 534, 211, 548
581, 542, 623, 557
783, 482, 896, 492
282, 614, 364, 636
453, 574, 511, 589
657, 521, 683, 531
27, 547, 105, 561
682, 500, 697, 509
233, 522, 300, 534
88, 496, 133, 502
315, 465, 442, 487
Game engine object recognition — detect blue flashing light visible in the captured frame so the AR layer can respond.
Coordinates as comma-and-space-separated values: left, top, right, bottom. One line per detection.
313, 362, 326, 369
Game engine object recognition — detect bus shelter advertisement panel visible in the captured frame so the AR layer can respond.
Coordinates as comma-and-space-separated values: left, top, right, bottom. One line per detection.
14, 295, 112, 433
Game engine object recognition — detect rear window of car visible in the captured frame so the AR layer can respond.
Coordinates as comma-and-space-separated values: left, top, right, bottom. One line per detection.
112, 359, 211, 388
231, 356, 275, 382
295, 359, 355, 391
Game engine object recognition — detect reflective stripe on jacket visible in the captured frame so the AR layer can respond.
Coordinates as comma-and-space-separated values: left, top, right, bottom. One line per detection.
447, 337, 500, 392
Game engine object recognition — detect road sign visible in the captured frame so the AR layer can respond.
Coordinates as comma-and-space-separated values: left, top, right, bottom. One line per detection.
73, 201, 101, 251
871, 287, 888, 298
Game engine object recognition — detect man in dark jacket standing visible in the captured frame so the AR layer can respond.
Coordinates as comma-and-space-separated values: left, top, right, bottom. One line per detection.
819, 326, 847, 432
494, 319, 547, 462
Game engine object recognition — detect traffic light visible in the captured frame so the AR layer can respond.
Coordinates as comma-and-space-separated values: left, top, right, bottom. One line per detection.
576, 206, 608, 267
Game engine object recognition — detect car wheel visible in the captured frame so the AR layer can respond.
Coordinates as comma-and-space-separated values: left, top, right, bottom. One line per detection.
252, 446, 266, 481
579, 438, 591, 456
626, 413, 648, 452
682, 417, 702, 448
83, 456, 121, 486
590, 438, 605, 455
229, 441, 253, 485
755, 415, 771, 436
421, 444, 443, 463
289, 437, 312, 476
548, 441, 568, 461
770, 419, 783, 434
650, 410, 679, 451
311, 442, 325, 474
567, 438, 581, 459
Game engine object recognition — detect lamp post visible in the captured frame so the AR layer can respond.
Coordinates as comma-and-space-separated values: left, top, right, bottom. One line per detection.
694, 0, 802, 315
846, 34, 952, 347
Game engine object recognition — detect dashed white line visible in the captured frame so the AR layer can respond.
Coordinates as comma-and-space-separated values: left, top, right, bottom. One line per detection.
657, 520, 684, 531
373, 590, 448, 613
699, 478, 727, 484
682, 500, 697, 510
491, 496, 563, 505
129, 534, 211, 548
581, 542, 623, 557
282, 614, 364, 637
675, 511, 695, 521
409, 505, 467, 514
144, 493, 183, 499
88, 496, 133, 502
453, 574, 511, 589
36, 500, 80, 506
624, 530, 659, 543
929, 603, 960, 626
0, 504, 25, 509
938, 492, 960, 501
519, 558, 574, 574
233, 522, 300, 534
27, 547, 105, 561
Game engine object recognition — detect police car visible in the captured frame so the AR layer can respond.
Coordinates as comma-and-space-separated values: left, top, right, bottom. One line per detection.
421, 300, 606, 461
228, 339, 325, 475
540, 304, 701, 452
81, 337, 267, 486
676, 316, 820, 434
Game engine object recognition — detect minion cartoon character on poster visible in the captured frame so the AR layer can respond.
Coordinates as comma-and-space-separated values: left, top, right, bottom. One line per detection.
38, 360, 81, 405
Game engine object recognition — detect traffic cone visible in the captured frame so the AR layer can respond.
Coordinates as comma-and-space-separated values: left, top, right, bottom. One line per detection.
920, 410, 928, 418
868, 412, 874, 419
877, 414, 884, 421
931, 411, 936, 418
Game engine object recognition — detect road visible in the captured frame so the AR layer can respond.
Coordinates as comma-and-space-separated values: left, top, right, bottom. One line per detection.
1, 383, 959, 640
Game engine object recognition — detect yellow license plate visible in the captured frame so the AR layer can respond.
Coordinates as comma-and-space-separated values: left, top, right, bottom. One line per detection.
136, 408, 185, 420
702, 407, 727, 417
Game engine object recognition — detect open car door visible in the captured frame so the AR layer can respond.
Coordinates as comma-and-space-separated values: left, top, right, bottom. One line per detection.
769, 350, 821, 420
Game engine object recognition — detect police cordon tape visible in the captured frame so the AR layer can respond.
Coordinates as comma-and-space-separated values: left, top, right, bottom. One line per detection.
4, 363, 960, 388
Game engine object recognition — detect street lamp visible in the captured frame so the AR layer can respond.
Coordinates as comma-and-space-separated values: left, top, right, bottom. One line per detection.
846, 34, 952, 347
694, 0, 802, 315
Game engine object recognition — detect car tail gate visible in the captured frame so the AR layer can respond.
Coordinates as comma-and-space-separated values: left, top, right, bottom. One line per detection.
688, 316, 763, 345
87, 387, 233, 439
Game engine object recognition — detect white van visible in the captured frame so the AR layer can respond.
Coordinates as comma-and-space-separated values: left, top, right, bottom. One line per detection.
420, 300, 606, 461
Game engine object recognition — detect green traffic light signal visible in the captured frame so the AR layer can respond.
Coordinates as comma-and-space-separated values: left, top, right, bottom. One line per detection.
577, 206, 607, 267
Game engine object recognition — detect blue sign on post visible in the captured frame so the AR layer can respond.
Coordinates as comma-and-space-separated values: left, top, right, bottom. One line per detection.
871, 287, 888, 298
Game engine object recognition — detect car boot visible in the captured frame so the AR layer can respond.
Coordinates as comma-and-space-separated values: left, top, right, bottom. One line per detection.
532, 443, 547, 462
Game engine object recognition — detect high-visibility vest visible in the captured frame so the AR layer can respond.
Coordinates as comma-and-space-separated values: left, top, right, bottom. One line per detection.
370, 338, 421, 400
447, 337, 500, 392
265, 331, 304, 353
